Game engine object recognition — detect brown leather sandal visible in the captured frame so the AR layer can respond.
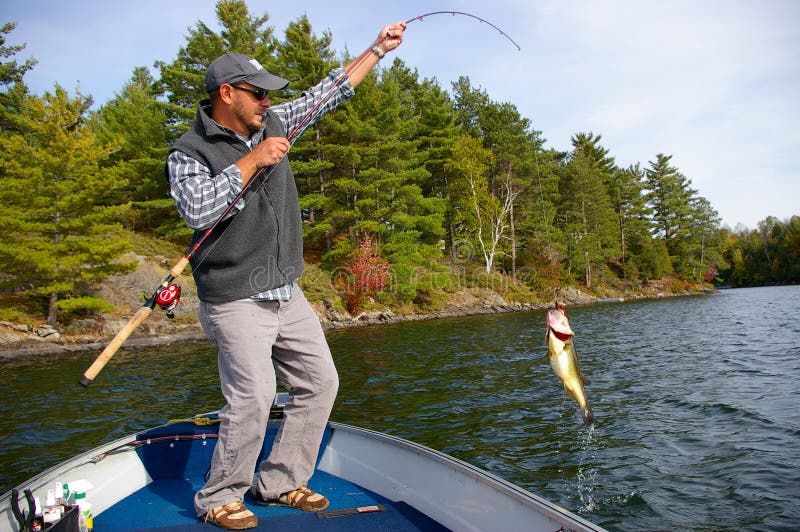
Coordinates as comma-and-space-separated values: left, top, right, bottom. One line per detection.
260, 485, 329, 511
203, 501, 258, 530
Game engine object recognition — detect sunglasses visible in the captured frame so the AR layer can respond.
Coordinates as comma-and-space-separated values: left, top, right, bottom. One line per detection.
232, 85, 269, 100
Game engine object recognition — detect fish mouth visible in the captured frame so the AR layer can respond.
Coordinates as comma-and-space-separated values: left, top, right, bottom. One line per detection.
546, 309, 575, 337
548, 327, 573, 342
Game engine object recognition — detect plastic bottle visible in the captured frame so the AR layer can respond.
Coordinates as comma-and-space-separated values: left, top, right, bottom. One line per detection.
43, 489, 63, 526
32, 496, 43, 532
51, 484, 65, 513
59, 481, 72, 505
69, 480, 94, 532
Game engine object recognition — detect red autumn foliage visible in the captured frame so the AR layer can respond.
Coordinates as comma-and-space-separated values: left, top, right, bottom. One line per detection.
338, 234, 391, 314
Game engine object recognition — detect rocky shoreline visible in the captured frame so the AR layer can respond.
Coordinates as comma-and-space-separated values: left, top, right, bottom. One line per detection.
0, 302, 547, 361
0, 285, 713, 360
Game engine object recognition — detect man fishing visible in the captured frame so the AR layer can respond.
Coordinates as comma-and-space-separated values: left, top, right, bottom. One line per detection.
166, 21, 406, 530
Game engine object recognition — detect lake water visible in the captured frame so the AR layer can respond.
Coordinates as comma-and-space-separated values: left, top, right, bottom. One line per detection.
1, 286, 798, 531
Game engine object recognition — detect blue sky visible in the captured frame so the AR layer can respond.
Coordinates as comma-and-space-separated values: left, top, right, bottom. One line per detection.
4, 0, 799, 230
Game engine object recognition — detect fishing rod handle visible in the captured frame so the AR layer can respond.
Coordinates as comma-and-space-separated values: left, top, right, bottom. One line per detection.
170, 256, 191, 278
79, 305, 153, 386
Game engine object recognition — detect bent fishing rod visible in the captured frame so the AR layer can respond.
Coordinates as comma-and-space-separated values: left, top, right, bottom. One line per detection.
405, 11, 521, 50
80, 12, 519, 386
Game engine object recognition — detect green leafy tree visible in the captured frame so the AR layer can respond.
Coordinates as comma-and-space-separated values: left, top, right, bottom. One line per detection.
447, 134, 510, 273
478, 100, 536, 280
772, 216, 800, 282
684, 196, 727, 281
724, 215, 800, 286
0, 87, 134, 325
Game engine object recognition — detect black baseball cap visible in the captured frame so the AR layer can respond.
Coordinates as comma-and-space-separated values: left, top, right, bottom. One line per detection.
205, 53, 289, 92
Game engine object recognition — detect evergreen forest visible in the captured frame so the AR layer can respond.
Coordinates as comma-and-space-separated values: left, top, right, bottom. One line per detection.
1, 1, 798, 328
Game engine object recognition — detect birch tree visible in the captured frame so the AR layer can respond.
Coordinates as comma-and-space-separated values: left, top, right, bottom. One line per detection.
448, 135, 517, 273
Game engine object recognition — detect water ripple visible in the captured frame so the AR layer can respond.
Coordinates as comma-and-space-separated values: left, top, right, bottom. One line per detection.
2, 286, 799, 531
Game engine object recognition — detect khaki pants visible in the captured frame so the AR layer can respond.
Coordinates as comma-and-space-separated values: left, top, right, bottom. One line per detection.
193, 288, 339, 515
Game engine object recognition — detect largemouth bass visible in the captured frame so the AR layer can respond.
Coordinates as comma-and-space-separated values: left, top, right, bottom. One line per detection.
546, 304, 594, 425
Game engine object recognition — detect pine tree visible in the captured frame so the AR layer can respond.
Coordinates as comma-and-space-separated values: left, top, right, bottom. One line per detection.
91, 67, 179, 237
1, 22, 37, 133
155, 0, 278, 131
645, 154, 695, 245
607, 163, 655, 279
0, 87, 134, 325
0, 22, 36, 85
558, 133, 619, 287
272, 15, 339, 252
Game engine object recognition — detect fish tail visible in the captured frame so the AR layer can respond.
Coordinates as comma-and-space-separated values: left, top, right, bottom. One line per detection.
581, 405, 594, 426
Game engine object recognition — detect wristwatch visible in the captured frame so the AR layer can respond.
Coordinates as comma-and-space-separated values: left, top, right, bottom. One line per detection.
370, 46, 385, 59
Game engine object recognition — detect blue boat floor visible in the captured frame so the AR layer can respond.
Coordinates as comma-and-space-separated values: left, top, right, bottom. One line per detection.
97, 468, 448, 531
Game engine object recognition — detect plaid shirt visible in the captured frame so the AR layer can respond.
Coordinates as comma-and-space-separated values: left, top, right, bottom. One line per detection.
168, 67, 354, 301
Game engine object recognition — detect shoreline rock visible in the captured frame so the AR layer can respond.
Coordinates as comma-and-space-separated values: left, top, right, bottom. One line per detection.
0, 288, 715, 360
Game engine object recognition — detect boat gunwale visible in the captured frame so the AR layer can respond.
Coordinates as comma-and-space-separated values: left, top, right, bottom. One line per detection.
323, 421, 605, 532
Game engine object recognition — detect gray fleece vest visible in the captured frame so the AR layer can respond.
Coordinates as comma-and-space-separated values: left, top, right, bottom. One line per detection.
170, 103, 304, 303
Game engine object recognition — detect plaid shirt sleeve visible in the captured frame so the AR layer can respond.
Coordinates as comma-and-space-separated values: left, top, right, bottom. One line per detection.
269, 67, 355, 140
167, 67, 354, 231
167, 151, 245, 231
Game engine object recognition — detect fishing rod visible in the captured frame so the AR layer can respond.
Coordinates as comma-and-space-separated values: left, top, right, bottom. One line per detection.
80, 12, 519, 386
79, 39, 389, 386
405, 11, 521, 51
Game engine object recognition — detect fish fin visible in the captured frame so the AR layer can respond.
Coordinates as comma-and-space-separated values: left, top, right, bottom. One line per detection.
582, 376, 591, 386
